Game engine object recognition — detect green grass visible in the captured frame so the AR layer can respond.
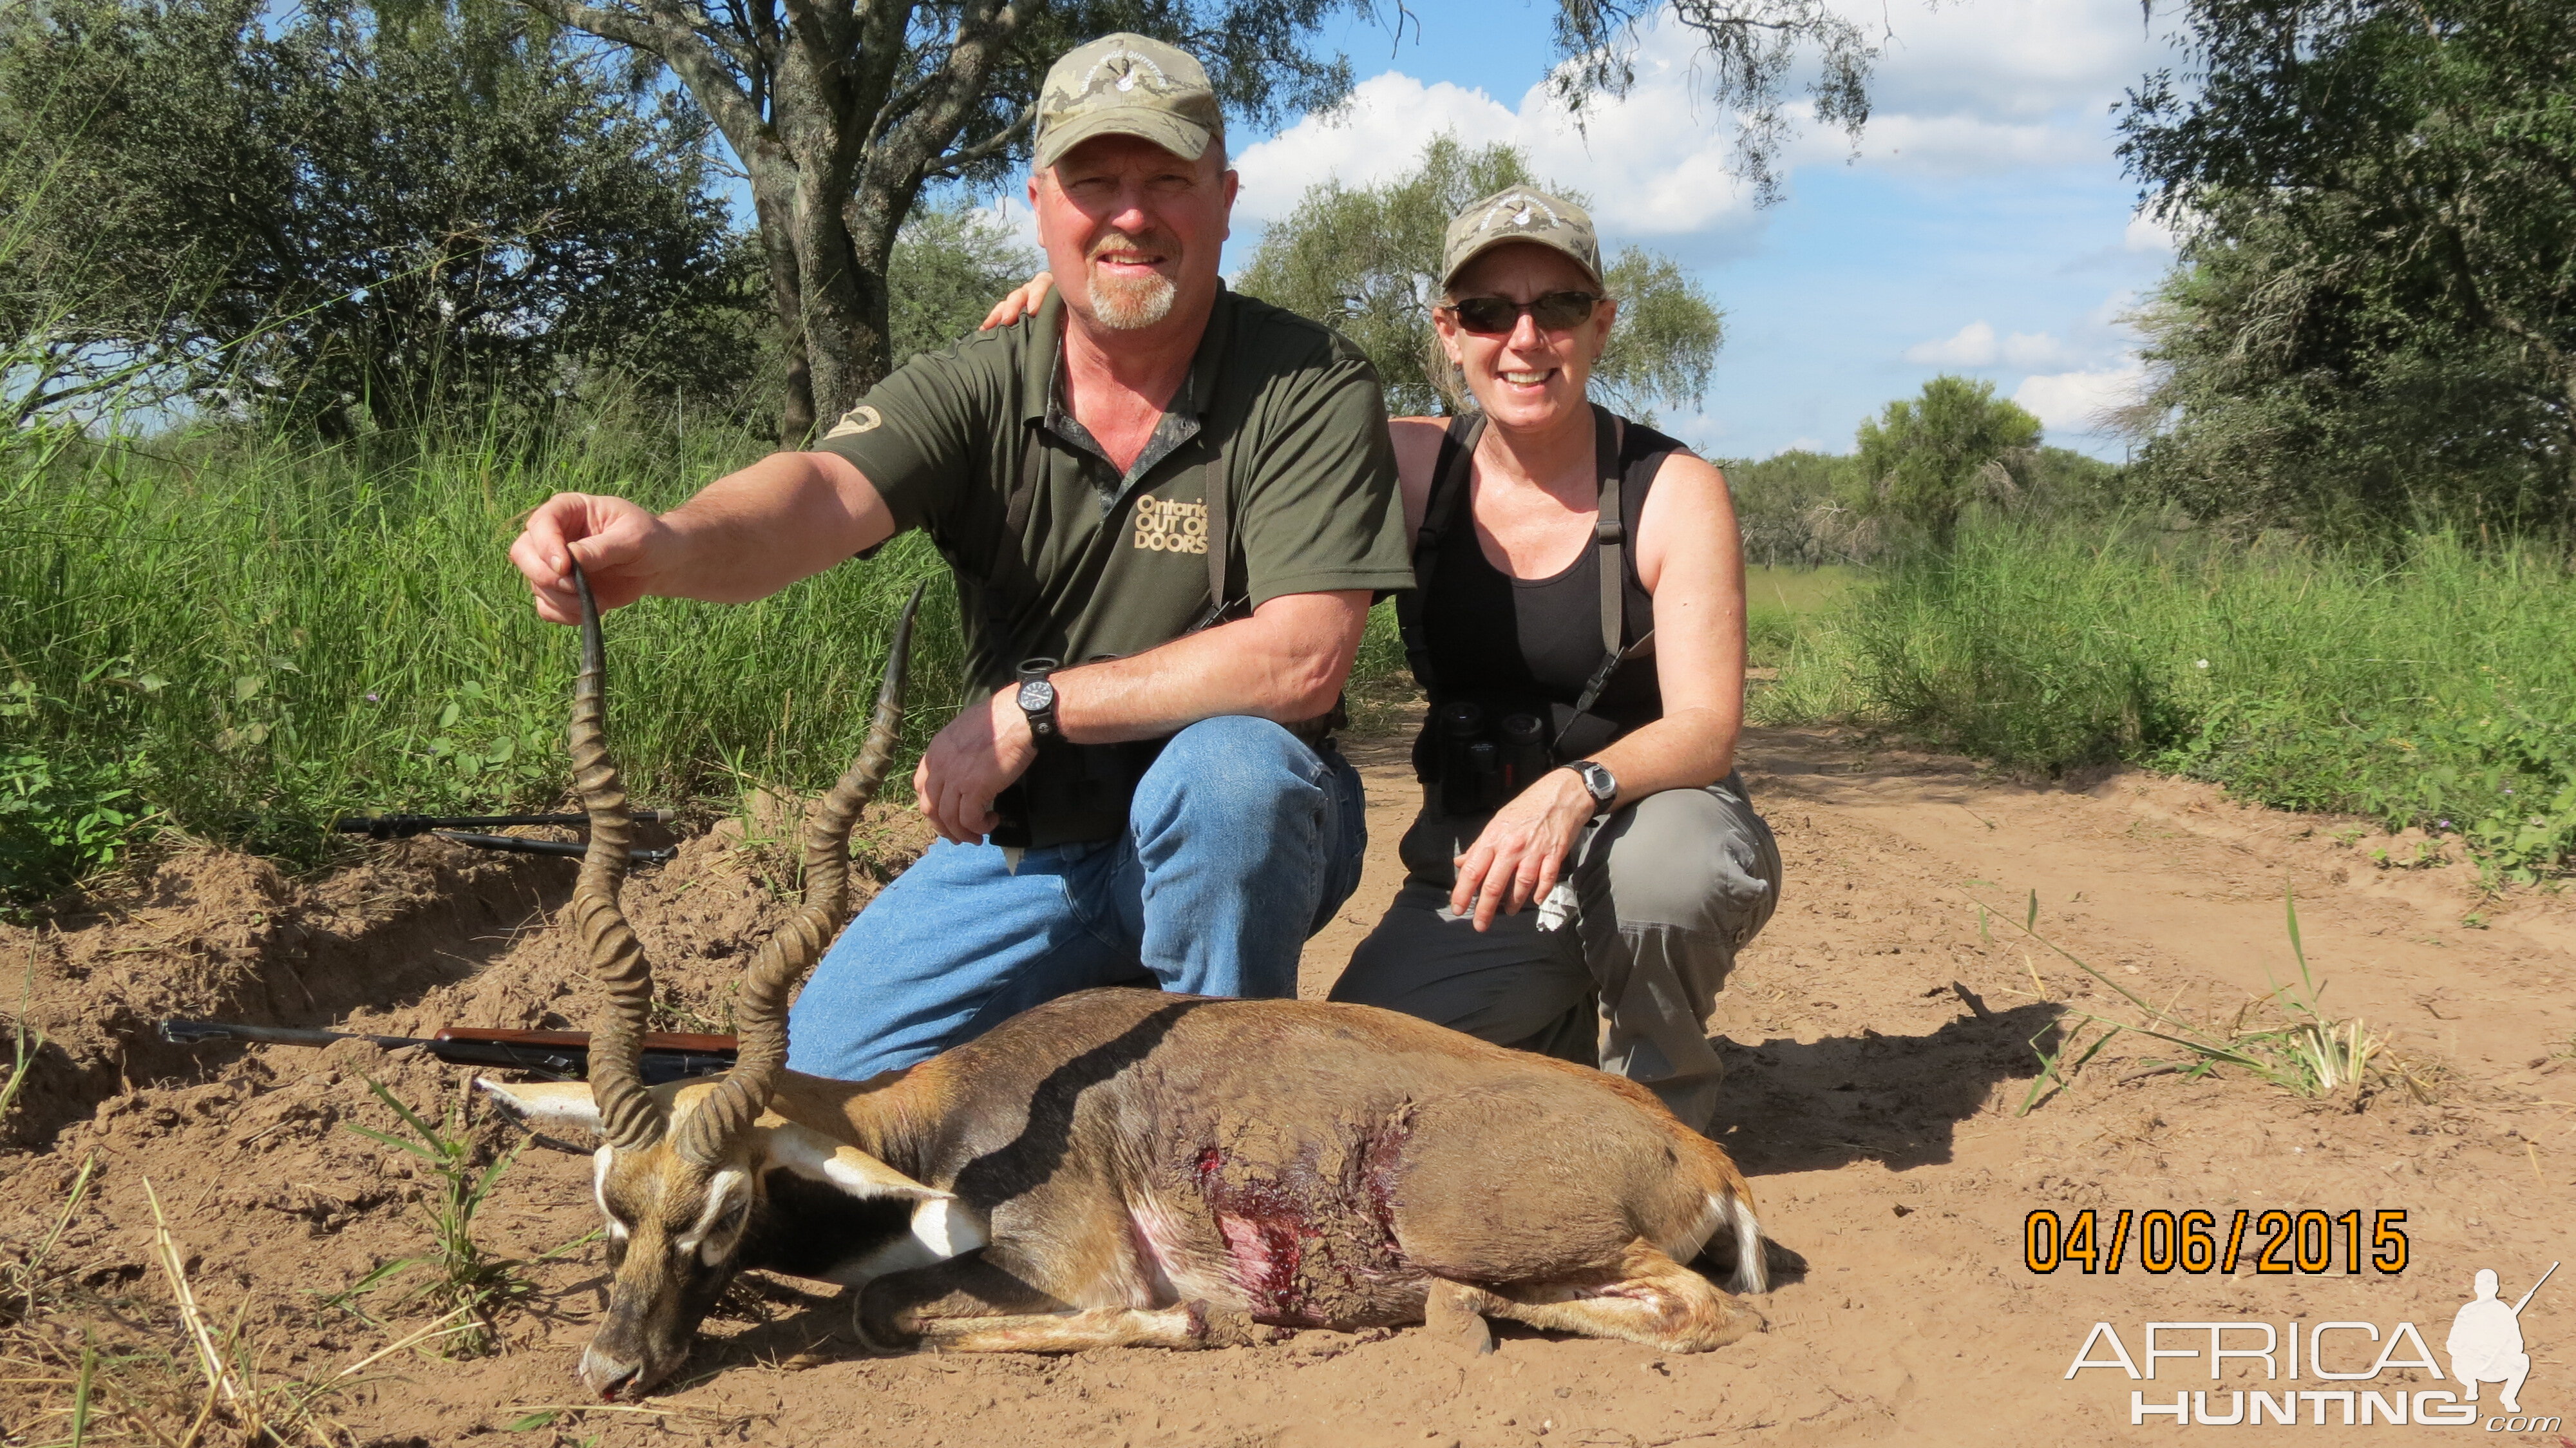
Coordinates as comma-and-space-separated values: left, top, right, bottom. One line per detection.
1757, 519, 2576, 882
1743, 563, 1861, 669
0, 423, 971, 904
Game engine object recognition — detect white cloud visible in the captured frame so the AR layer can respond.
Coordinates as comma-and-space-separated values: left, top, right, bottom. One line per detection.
1842, 112, 2102, 176
1834, 0, 2174, 124
2014, 360, 2146, 435
1905, 321, 1997, 365
1902, 321, 2074, 368
2123, 212, 2177, 253
1235, 41, 1765, 253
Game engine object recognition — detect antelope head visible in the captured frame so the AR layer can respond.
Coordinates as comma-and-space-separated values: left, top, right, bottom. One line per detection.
484, 572, 937, 1400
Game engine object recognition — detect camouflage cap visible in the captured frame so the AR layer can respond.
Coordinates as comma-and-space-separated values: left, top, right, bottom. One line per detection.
1034, 33, 1226, 171
1439, 186, 1604, 294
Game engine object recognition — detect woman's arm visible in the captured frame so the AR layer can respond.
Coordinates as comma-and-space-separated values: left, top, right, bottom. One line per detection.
1447, 450, 1748, 929
980, 272, 1055, 331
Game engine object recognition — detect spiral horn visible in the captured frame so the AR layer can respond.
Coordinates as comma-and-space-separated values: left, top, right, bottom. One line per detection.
565, 564, 667, 1152
673, 582, 925, 1167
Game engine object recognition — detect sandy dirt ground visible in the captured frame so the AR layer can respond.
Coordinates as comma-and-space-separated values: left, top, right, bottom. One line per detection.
5, 721, 2573, 1447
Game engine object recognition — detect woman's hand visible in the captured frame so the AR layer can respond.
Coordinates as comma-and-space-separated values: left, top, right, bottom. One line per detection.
1450, 767, 1602, 931
979, 271, 1056, 331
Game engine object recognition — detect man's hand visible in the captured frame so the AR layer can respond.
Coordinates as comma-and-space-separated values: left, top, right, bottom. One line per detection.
509, 492, 675, 625
1451, 767, 1600, 931
915, 689, 1040, 844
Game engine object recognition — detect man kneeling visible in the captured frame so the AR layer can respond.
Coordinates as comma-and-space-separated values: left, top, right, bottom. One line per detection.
506, 34, 1410, 1080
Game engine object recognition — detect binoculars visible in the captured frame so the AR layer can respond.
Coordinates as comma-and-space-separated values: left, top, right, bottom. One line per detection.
1433, 701, 1555, 817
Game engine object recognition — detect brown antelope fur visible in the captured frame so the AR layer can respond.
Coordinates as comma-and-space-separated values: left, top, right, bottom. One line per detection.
483, 570, 1765, 1403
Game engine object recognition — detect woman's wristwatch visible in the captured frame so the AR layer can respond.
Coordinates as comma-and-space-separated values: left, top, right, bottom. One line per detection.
1567, 759, 1618, 816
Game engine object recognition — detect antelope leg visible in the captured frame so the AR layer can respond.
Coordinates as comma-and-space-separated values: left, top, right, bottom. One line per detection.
858, 1249, 1263, 1354
1423, 1277, 1497, 1357
1471, 1241, 1764, 1354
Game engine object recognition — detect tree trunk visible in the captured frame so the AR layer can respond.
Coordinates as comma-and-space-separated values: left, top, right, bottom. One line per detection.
750, 176, 815, 446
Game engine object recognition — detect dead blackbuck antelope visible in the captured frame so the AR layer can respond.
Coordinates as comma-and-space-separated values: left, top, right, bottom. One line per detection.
484, 569, 1770, 1402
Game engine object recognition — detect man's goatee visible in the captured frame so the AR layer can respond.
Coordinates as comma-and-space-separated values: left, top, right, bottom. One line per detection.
1090, 271, 1177, 330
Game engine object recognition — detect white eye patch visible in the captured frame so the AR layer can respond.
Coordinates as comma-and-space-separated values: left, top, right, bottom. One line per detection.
673, 1168, 750, 1266
593, 1146, 630, 1242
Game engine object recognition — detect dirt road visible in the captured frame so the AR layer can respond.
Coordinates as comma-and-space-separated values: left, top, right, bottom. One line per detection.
5, 723, 2571, 1446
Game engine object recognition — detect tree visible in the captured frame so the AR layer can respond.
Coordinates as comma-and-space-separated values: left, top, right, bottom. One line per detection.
524, 1, 1906, 444
2118, 0, 2576, 533
514, 1, 1362, 446
887, 202, 1045, 364
2117, 198, 2563, 540
1548, 0, 1875, 204
0, 0, 749, 435
1235, 135, 1724, 420
1852, 375, 2041, 550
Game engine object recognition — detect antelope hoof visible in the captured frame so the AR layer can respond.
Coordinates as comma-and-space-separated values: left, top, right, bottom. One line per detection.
1424, 1285, 1495, 1358
1183, 1300, 1284, 1349
1698, 1296, 1768, 1351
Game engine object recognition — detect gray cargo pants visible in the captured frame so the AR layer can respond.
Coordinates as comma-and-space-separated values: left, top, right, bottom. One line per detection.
1329, 773, 1782, 1132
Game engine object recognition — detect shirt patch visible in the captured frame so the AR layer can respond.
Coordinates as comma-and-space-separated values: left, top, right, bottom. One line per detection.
825, 405, 884, 438
1132, 493, 1208, 555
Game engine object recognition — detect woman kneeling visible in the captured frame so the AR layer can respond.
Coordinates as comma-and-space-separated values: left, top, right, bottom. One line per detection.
1327, 188, 1781, 1135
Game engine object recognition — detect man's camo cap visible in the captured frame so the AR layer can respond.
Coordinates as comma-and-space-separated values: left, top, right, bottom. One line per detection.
1034, 33, 1225, 171
1439, 186, 1605, 294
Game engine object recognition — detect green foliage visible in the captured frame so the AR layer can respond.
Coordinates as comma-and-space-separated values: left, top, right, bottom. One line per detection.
1852, 374, 2041, 550
2118, 0, 2576, 537
0, 417, 969, 898
1235, 135, 1723, 420
0, 751, 151, 908
1761, 518, 2576, 881
0, 0, 755, 434
334, 1077, 551, 1356
887, 203, 1046, 366
1722, 449, 1859, 566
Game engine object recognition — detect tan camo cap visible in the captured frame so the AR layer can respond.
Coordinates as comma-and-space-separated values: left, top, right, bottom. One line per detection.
1439, 186, 1605, 294
1034, 33, 1226, 171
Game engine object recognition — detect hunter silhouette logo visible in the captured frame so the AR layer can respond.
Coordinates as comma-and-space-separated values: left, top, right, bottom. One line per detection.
2450, 1262, 2552, 1415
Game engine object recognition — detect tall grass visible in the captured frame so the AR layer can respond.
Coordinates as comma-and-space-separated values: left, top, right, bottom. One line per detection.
1760, 519, 2576, 881
1, 419, 968, 899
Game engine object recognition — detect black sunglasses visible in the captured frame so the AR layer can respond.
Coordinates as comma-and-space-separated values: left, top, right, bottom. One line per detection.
1444, 291, 1602, 336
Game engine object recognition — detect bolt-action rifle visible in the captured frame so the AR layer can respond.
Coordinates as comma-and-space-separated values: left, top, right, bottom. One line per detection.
158, 1018, 734, 1084
331, 810, 677, 864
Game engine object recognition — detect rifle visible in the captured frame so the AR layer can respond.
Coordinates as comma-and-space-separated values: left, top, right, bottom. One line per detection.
332, 811, 677, 864
159, 1018, 734, 1085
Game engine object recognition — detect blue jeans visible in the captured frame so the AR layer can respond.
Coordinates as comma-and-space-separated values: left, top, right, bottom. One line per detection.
784, 716, 1368, 1081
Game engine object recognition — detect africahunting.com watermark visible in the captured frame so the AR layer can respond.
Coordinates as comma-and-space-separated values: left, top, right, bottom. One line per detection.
2053, 1246, 2555, 1429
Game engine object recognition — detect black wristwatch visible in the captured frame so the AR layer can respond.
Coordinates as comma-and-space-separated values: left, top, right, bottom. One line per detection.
1568, 759, 1618, 816
1014, 658, 1063, 746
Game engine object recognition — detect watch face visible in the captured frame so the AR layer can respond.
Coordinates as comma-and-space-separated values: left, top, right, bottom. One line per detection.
1579, 762, 1616, 803
1017, 679, 1054, 712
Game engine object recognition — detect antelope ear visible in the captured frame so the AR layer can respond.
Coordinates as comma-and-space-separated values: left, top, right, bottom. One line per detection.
477, 1078, 604, 1138
764, 1121, 951, 1201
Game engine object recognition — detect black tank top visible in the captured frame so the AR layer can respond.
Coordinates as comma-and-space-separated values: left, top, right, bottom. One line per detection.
1417, 414, 1685, 763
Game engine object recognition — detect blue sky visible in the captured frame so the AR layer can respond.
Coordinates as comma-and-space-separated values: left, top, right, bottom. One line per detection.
914, 1, 2188, 460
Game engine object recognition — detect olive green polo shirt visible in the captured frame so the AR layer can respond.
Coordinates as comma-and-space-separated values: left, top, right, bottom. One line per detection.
813, 285, 1411, 695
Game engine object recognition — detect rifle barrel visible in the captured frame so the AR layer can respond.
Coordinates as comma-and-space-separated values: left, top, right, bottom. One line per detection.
160, 1019, 733, 1085
432, 831, 674, 864
2512, 1261, 2557, 1316
333, 810, 676, 839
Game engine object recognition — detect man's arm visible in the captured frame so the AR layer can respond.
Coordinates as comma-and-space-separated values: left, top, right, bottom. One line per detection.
913, 589, 1369, 843
507, 452, 898, 625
